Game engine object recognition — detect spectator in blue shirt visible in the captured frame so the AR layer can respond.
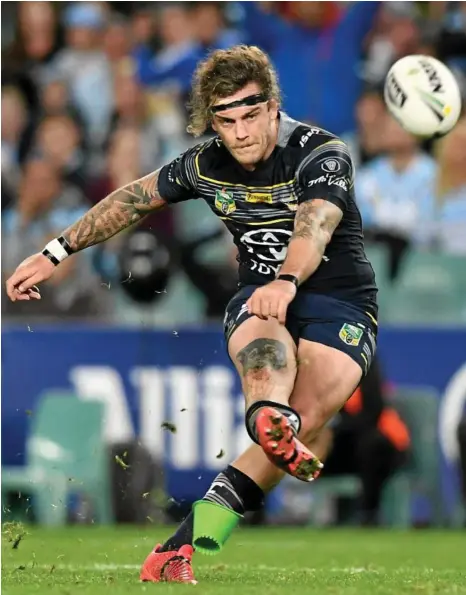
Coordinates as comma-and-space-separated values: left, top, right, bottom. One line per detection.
356, 112, 437, 278
133, 5, 202, 96
240, 1, 380, 135
428, 118, 466, 255
190, 2, 244, 52
2, 158, 108, 320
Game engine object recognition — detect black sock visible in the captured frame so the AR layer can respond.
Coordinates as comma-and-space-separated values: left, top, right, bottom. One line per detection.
159, 465, 264, 552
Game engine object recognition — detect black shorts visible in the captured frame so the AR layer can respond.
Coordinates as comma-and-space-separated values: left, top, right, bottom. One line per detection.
223, 286, 378, 376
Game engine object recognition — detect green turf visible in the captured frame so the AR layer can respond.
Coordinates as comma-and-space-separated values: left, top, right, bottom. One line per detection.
2, 525, 466, 594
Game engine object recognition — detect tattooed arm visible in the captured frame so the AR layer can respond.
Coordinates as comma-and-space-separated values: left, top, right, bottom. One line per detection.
5, 170, 167, 301
245, 199, 342, 324
63, 169, 165, 252
278, 199, 342, 284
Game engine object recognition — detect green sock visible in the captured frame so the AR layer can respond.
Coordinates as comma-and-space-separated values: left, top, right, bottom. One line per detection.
192, 500, 243, 555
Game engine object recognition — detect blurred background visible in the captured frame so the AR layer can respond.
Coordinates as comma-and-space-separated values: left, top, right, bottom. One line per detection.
1, 1, 466, 529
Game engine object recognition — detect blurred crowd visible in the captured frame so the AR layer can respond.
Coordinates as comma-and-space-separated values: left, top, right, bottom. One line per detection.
2, 1, 466, 325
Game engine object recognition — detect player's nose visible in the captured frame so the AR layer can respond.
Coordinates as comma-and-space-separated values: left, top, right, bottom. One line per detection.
234, 120, 249, 141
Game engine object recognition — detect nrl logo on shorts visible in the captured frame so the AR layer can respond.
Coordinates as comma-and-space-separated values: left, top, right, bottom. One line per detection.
215, 188, 236, 215
339, 323, 363, 347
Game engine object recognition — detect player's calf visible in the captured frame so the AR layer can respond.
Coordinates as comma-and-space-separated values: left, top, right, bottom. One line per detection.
233, 335, 321, 481
235, 337, 300, 436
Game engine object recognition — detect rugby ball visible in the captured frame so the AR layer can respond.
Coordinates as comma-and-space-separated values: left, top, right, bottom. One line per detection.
384, 55, 462, 138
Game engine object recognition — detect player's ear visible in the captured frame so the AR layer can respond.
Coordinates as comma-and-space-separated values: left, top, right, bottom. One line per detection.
211, 117, 218, 133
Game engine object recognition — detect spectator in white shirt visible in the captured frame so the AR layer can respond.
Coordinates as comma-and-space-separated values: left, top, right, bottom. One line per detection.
356, 112, 437, 278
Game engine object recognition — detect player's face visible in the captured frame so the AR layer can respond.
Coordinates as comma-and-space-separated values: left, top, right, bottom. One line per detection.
211, 83, 279, 169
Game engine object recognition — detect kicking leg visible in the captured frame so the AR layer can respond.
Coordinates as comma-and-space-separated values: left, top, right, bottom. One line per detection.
228, 315, 323, 482
231, 339, 362, 491
141, 339, 362, 581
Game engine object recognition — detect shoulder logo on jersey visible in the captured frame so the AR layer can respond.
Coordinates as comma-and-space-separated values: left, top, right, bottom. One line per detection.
339, 323, 363, 347
322, 159, 340, 173
245, 192, 273, 204
215, 188, 236, 215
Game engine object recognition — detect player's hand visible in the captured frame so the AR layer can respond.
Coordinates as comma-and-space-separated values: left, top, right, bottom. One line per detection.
246, 279, 297, 325
6, 253, 55, 302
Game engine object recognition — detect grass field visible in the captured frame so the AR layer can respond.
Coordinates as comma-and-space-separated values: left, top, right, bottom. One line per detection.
2, 525, 466, 594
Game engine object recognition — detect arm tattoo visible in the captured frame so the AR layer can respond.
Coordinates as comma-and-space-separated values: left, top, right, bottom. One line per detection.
62, 170, 166, 252
292, 199, 342, 255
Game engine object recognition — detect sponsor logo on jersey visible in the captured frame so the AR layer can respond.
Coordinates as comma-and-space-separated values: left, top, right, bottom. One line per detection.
215, 188, 236, 215
245, 192, 273, 204
299, 128, 322, 147
321, 159, 340, 173
339, 323, 363, 347
307, 175, 327, 186
307, 174, 349, 191
240, 228, 292, 262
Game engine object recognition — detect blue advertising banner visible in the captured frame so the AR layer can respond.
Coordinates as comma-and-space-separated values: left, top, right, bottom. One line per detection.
2, 325, 466, 513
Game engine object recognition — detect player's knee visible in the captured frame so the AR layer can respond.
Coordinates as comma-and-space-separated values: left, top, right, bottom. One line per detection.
237, 338, 291, 387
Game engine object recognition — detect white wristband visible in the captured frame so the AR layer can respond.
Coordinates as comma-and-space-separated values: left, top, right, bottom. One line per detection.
42, 237, 73, 265
44, 239, 69, 262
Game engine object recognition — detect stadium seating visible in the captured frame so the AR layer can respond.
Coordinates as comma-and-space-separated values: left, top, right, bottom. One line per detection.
2, 393, 113, 525
383, 252, 466, 325
308, 385, 442, 527
381, 386, 443, 526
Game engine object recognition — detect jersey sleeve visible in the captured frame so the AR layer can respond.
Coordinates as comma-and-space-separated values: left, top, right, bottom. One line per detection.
157, 145, 201, 204
296, 139, 354, 211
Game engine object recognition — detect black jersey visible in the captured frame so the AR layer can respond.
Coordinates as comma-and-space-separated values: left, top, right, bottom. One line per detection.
158, 112, 378, 317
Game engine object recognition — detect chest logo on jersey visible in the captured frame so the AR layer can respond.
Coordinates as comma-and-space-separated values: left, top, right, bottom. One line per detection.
245, 192, 273, 204
215, 188, 236, 215
240, 228, 292, 262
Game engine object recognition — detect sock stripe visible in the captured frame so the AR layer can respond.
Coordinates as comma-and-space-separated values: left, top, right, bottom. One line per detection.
204, 493, 232, 509
203, 472, 245, 514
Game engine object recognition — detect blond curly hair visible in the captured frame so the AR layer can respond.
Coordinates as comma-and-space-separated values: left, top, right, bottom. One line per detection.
187, 45, 281, 137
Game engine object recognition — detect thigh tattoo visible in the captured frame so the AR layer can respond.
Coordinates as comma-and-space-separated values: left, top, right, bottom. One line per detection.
237, 339, 288, 376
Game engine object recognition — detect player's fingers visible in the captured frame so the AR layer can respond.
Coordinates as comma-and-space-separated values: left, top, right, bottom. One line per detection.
248, 294, 263, 319
277, 299, 289, 325
261, 299, 271, 319
26, 285, 41, 299
253, 301, 266, 320
268, 299, 278, 320
17, 273, 43, 294
6, 270, 32, 301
